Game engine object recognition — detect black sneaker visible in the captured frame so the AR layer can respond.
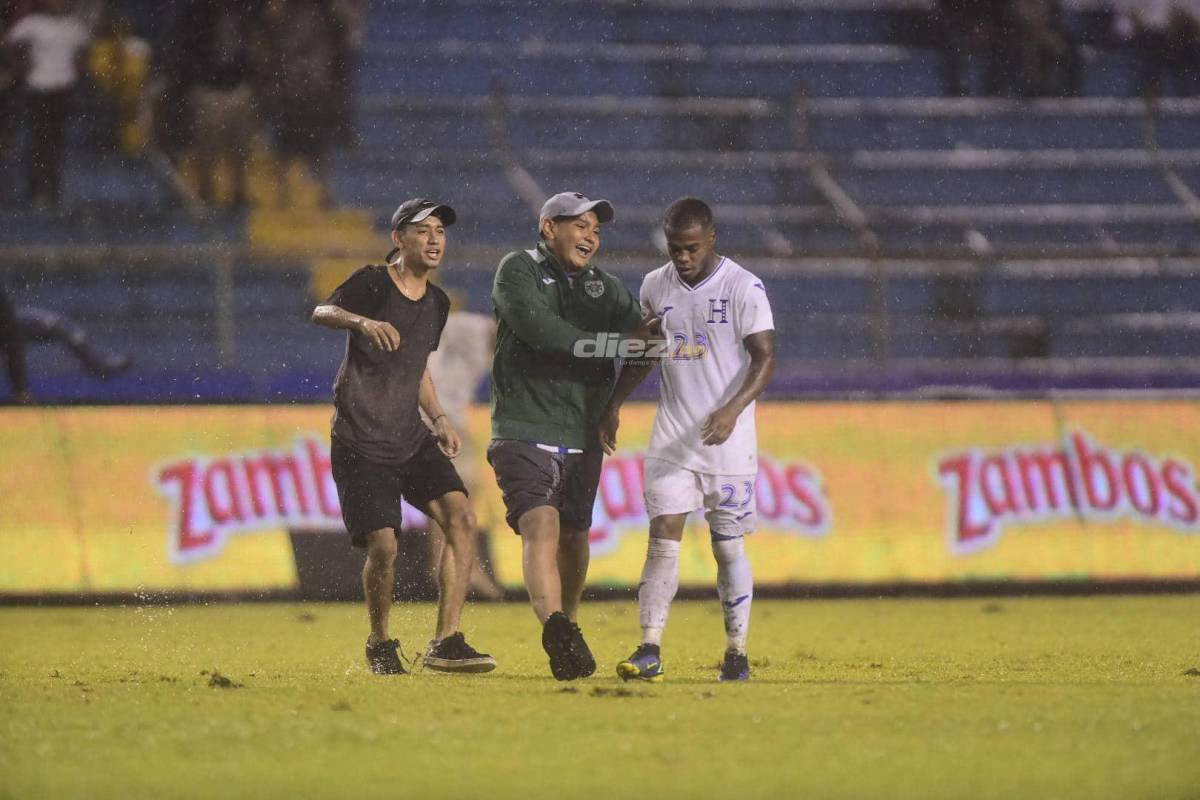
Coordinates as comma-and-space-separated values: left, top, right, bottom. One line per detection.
423, 632, 497, 674
365, 638, 407, 675
542, 611, 582, 681
718, 649, 750, 682
569, 621, 596, 678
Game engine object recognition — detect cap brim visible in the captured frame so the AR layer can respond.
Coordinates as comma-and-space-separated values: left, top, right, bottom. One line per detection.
584, 200, 614, 224
543, 199, 615, 224
405, 204, 456, 226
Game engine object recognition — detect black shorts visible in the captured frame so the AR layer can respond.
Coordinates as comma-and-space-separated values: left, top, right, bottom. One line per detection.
486, 439, 603, 535
330, 435, 467, 547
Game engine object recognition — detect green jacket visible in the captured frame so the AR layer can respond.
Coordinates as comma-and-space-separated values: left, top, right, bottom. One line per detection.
491, 241, 642, 449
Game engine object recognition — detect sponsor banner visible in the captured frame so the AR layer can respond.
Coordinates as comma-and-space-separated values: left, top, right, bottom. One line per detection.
0, 401, 1197, 594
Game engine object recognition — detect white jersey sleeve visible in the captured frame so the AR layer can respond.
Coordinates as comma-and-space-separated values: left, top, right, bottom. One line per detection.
735, 276, 774, 339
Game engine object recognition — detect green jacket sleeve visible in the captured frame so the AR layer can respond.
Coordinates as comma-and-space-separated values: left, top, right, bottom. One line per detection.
610, 276, 643, 333
493, 254, 593, 357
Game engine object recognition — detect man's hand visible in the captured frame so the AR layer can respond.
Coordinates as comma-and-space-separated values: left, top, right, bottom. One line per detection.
432, 416, 462, 457
358, 318, 401, 351
701, 404, 740, 446
599, 406, 620, 455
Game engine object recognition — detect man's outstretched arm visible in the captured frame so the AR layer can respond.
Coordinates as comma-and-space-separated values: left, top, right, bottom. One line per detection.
312, 304, 401, 352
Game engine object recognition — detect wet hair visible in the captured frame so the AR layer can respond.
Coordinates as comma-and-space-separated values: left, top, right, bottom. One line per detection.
663, 197, 714, 232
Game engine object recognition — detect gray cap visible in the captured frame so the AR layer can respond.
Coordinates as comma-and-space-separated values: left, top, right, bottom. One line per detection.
539, 192, 615, 224
391, 198, 456, 229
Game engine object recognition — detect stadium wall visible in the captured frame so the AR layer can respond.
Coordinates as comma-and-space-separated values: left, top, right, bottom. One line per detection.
1, 399, 1198, 601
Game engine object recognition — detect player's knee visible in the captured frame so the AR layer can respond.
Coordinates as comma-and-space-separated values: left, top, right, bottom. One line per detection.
445, 507, 477, 539
365, 531, 398, 564
710, 532, 745, 565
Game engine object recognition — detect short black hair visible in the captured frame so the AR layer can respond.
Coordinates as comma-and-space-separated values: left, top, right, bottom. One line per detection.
663, 197, 714, 231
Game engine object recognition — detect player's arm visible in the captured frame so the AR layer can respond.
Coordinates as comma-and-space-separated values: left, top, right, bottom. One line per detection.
419, 365, 461, 457
599, 358, 655, 455
311, 304, 401, 352
600, 280, 666, 453
701, 330, 775, 446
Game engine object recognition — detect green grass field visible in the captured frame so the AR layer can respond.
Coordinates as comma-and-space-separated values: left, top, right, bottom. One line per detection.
2, 596, 1199, 800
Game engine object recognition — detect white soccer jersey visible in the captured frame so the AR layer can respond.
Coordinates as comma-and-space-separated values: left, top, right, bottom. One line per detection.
639, 256, 774, 475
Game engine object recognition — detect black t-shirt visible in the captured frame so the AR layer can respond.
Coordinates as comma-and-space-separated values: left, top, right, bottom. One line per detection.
324, 265, 450, 464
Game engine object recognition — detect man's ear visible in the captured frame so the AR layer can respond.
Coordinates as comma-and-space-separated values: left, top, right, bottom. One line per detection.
539, 218, 555, 242
392, 228, 403, 248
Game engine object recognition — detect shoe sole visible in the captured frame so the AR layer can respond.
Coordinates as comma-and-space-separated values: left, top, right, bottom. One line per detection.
423, 656, 497, 674
616, 661, 664, 683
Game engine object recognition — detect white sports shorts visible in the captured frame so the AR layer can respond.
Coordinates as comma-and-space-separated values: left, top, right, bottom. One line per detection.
642, 456, 757, 537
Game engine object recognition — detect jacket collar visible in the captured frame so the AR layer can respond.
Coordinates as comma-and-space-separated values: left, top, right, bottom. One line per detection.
536, 240, 593, 280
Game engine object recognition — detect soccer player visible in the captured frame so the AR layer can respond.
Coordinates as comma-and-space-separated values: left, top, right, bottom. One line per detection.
601, 197, 775, 683
489, 191, 661, 680
312, 198, 495, 676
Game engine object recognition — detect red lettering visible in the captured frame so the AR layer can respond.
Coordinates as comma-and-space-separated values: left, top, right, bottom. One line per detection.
981, 455, 1020, 516
938, 454, 992, 543
1122, 454, 1161, 517
243, 454, 310, 517
305, 439, 340, 517
1163, 459, 1199, 525
203, 459, 244, 525
785, 464, 825, 528
756, 460, 785, 520
1072, 432, 1119, 511
1016, 450, 1077, 513
158, 461, 214, 553
599, 458, 640, 520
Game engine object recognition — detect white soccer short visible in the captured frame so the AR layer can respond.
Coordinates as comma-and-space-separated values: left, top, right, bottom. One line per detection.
643, 456, 758, 537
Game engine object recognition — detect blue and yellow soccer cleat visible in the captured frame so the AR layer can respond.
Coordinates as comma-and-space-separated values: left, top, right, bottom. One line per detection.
616, 643, 665, 683
718, 649, 750, 682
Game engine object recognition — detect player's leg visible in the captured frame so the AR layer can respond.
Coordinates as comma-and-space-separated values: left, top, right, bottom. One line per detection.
618, 459, 701, 682
703, 475, 757, 682
557, 525, 589, 622
362, 527, 398, 645
519, 505, 564, 622
329, 439, 409, 675
421, 490, 496, 673
361, 527, 406, 674
423, 490, 476, 641
555, 448, 607, 677
403, 438, 495, 673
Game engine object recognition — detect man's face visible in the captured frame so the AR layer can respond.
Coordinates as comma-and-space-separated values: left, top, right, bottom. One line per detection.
665, 223, 717, 284
542, 210, 601, 271
392, 214, 447, 270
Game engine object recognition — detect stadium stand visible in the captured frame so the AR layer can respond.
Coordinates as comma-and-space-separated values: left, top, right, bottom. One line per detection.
0, 0, 1197, 403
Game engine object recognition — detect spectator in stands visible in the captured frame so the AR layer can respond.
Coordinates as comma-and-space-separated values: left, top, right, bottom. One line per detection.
3, 0, 92, 210
0, 283, 31, 404
86, 8, 151, 155
171, 0, 259, 208
252, 0, 339, 209
328, 0, 365, 149
998, 0, 1080, 97
935, 0, 1003, 97
1113, 0, 1200, 96
936, 0, 1078, 98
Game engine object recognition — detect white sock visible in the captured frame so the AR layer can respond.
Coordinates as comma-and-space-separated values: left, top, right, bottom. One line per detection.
712, 534, 753, 653
638, 537, 681, 646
